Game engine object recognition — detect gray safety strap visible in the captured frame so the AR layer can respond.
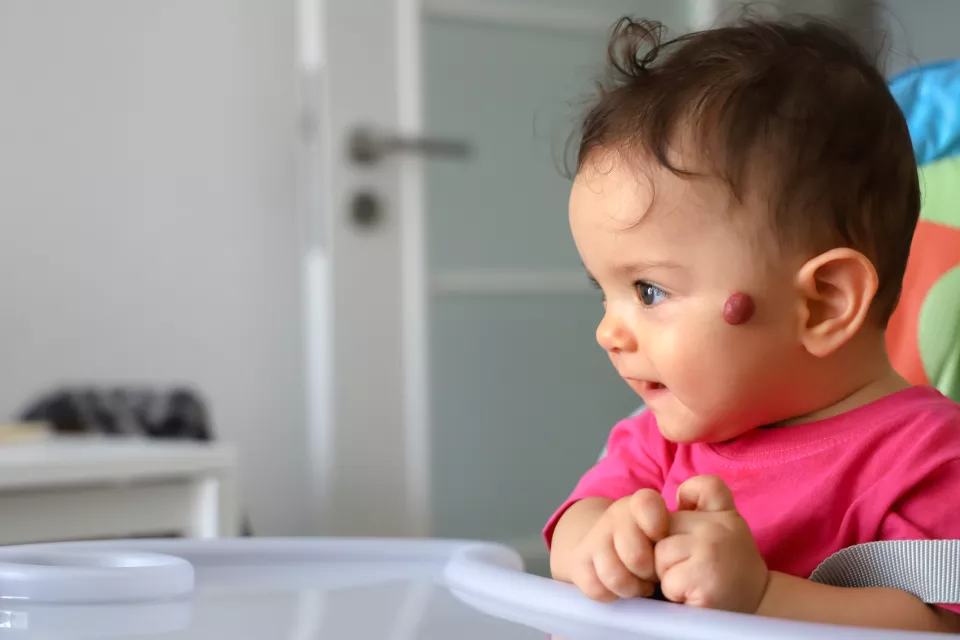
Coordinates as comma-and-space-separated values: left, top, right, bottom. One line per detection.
809, 540, 960, 604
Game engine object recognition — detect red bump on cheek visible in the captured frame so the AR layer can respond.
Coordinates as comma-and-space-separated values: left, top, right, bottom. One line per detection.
722, 292, 755, 326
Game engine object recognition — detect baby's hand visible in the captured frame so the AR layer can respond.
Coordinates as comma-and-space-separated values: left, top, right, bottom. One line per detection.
570, 489, 670, 602
655, 475, 769, 612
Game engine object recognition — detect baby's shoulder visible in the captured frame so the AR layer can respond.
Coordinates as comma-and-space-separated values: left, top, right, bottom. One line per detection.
866, 387, 960, 463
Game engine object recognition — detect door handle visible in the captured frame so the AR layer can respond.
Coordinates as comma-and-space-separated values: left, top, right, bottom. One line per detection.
348, 127, 473, 166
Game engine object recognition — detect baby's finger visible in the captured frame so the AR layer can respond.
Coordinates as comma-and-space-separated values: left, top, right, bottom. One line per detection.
676, 475, 735, 513
613, 521, 656, 582
666, 509, 712, 536
658, 559, 695, 605
594, 538, 651, 599
654, 534, 695, 580
629, 489, 670, 542
571, 556, 617, 603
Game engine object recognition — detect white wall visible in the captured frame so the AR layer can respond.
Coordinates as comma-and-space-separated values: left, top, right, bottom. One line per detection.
0, 0, 311, 535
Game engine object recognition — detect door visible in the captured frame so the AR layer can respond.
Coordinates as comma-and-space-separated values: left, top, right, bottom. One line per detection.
419, 1, 698, 563
310, 0, 705, 552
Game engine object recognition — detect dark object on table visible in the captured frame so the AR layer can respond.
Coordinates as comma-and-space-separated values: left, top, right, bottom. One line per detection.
19, 387, 212, 441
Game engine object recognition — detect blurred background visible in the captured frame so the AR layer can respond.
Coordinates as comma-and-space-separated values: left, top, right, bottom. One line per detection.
0, 0, 956, 575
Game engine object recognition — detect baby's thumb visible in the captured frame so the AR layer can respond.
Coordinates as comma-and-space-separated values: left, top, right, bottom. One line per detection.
676, 475, 736, 513
629, 488, 670, 542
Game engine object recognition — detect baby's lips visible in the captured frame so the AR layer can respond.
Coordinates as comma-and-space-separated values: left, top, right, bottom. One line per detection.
625, 377, 666, 391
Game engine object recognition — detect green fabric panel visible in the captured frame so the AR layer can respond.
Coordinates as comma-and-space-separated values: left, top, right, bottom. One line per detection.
919, 155, 960, 228
918, 266, 960, 402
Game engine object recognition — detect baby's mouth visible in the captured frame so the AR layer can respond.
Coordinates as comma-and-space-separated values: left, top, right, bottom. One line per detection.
625, 378, 667, 392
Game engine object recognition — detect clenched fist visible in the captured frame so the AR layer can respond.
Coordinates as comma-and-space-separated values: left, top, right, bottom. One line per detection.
569, 489, 670, 602
655, 475, 769, 612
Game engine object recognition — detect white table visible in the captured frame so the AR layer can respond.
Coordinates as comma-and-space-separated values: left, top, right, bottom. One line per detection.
0, 438, 239, 545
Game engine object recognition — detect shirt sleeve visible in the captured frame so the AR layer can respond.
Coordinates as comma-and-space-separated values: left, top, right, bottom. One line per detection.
878, 458, 960, 614
542, 410, 674, 548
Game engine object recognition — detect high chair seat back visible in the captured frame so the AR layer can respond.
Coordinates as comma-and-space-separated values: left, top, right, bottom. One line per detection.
886, 59, 960, 402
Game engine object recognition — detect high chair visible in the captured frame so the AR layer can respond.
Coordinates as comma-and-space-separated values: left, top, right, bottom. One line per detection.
885, 59, 960, 403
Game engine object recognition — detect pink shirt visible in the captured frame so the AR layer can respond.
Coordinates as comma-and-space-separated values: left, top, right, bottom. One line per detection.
544, 386, 960, 607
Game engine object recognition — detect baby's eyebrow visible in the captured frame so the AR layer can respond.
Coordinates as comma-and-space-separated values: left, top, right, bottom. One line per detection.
581, 260, 684, 285
616, 259, 685, 275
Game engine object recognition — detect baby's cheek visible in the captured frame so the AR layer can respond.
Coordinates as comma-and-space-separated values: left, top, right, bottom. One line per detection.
659, 327, 723, 390
673, 330, 752, 405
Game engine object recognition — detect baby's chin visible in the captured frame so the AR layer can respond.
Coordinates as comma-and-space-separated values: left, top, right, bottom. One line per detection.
650, 408, 731, 445
650, 413, 703, 444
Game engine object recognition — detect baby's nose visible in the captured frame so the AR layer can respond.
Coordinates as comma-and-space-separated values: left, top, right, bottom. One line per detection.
596, 310, 638, 353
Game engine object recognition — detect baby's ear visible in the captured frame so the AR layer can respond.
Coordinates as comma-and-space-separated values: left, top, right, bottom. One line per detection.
795, 248, 878, 358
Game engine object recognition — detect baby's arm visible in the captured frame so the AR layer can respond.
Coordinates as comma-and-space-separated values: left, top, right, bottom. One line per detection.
549, 497, 613, 582
545, 411, 673, 598
758, 573, 960, 633
658, 475, 960, 632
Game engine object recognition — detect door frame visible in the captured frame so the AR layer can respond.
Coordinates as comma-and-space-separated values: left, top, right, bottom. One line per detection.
301, 0, 429, 538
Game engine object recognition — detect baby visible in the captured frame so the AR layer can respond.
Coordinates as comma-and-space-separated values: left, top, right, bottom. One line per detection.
545, 15, 960, 633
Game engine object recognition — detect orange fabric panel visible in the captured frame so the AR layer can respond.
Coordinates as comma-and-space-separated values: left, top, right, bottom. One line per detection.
886, 220, 960, 384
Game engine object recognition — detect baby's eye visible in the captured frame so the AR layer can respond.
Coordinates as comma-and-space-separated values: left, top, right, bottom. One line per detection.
635, 281, 667, 306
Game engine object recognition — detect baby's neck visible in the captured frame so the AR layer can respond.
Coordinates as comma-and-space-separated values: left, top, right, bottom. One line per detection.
775, 331, 909, 428
780, 368, 909, 426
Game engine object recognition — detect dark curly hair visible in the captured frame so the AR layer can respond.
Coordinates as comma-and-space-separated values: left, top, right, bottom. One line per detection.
572, 15, 920, 325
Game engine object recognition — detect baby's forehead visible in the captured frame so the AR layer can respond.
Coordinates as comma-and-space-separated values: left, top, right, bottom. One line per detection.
571, 157, 783, 280
572, 154, 752, 234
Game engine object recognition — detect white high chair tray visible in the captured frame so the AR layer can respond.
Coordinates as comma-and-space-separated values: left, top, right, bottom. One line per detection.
0, 538, 942, 639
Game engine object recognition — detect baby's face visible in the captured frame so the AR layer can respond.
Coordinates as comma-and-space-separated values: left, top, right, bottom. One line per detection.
570, 153, 808, 443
